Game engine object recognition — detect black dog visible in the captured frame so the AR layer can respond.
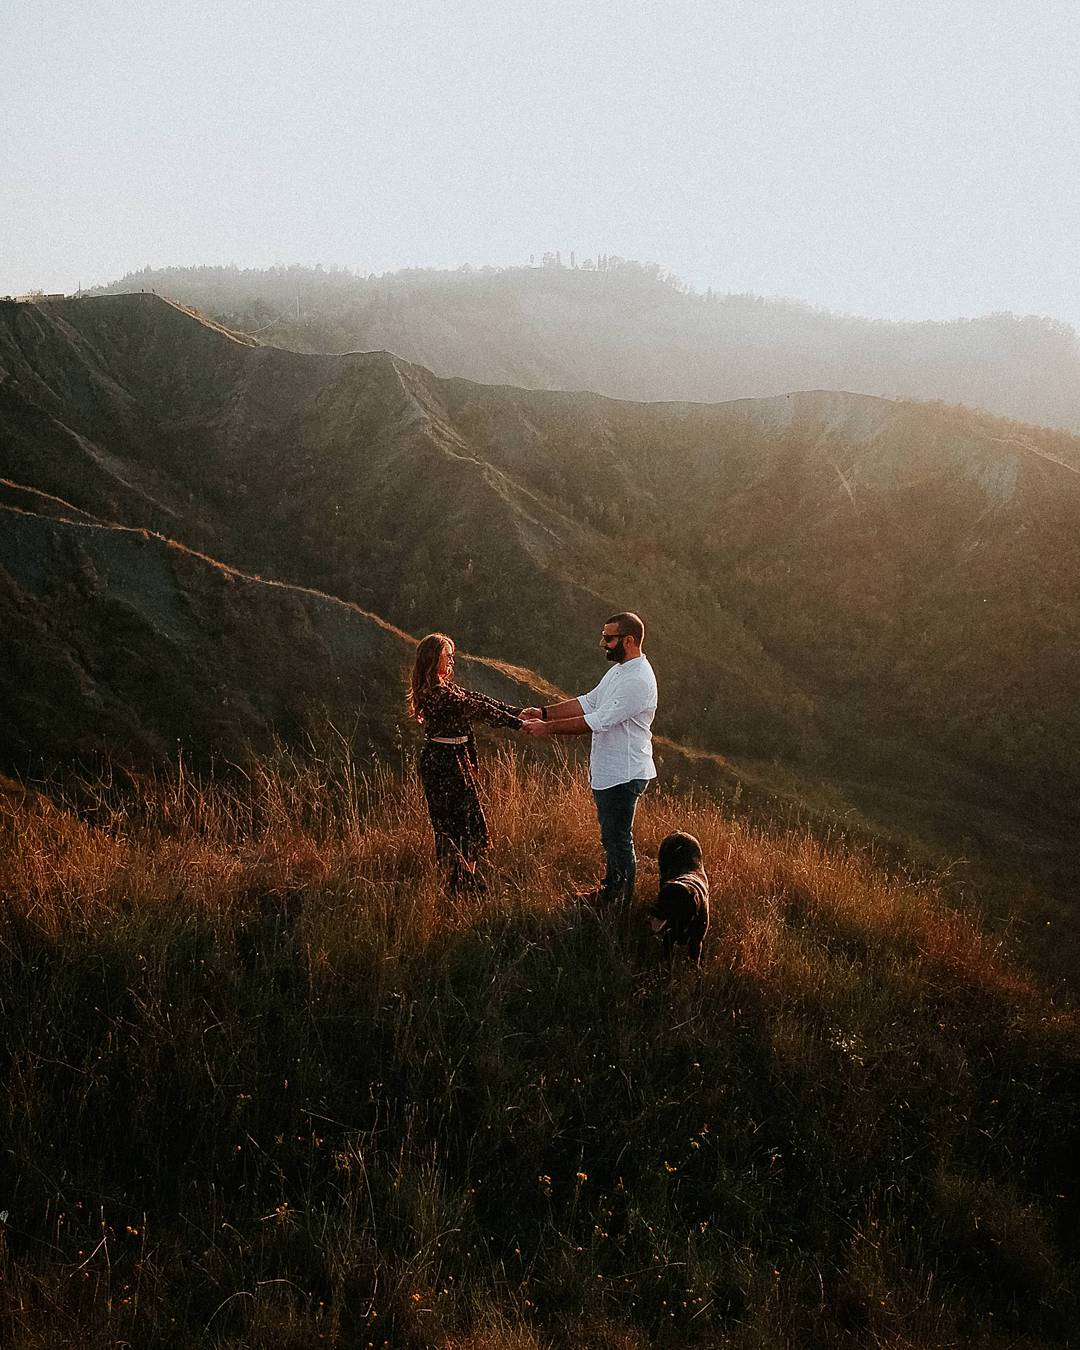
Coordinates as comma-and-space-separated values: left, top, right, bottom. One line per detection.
645, 831, 710, 962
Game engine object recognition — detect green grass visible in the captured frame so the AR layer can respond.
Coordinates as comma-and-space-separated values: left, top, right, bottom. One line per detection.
1, 751, 1077, 1347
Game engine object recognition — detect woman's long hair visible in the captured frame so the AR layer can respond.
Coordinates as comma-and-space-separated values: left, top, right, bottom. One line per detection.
408, 632, 453, 722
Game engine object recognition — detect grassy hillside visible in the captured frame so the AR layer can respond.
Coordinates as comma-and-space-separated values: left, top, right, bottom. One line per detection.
1, 754, 1077, 1347
90, 261, 1080, 433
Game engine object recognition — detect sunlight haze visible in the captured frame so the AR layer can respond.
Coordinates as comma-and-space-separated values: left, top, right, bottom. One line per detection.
4, 0, 1080, 325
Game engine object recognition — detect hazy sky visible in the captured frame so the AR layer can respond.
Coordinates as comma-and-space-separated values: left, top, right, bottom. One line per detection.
5, 0, 1080, 326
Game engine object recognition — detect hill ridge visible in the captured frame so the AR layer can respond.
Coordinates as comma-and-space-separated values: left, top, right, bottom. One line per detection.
13, 295, 1080, 470
88, 261, 1080, 431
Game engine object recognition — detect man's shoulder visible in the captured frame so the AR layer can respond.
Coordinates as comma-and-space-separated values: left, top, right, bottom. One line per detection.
595, 663, 623, 688
625, 656, 657, 687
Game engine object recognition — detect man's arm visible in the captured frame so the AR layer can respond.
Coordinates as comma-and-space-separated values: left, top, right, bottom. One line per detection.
521, 696, 584, 721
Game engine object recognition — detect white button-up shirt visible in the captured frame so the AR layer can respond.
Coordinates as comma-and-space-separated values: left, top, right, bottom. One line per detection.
579, 654, 658, 790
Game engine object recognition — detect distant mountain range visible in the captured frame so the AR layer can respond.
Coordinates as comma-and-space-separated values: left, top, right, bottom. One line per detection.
2, 293, 1078, 896
90, 261, 1080, 432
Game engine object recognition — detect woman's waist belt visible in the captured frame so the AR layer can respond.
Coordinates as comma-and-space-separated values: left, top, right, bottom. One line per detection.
426, 735, 470, 745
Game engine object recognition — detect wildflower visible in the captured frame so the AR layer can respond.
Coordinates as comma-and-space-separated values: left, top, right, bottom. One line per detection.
575, 1171, 588, 1183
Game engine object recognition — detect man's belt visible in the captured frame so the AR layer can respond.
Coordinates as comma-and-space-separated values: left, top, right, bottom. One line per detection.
426, 735, 470, 745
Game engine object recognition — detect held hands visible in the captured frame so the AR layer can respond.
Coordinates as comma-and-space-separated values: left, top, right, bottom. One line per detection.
519, 707, 551, 736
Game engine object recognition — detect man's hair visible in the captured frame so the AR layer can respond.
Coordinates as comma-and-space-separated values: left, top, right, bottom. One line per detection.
607, 612, 645, 644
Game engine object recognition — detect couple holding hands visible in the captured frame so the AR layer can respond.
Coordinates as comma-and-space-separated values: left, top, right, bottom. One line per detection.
407, 613, 656, 900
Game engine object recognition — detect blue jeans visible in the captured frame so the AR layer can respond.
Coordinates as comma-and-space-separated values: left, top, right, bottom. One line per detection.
593, 779, 649, 902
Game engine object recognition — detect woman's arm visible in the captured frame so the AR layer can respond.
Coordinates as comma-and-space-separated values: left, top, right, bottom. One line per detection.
449, 684, 523, 729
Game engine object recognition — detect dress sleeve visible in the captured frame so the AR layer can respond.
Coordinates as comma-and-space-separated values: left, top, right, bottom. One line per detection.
448, 683, 523, 729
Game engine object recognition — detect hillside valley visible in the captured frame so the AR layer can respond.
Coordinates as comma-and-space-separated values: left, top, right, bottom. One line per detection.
1, 294, 1079, 962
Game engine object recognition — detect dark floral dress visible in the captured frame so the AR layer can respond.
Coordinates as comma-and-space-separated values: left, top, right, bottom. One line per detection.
416, 682, 522, 889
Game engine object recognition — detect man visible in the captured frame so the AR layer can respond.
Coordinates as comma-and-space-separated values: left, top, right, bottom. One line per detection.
521, 612, 657, 906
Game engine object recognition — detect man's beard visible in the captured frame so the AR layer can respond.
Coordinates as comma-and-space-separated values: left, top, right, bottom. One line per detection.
605, 639, 626, 663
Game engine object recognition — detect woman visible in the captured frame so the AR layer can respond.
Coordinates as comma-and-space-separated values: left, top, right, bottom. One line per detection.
408, 633, 523, 891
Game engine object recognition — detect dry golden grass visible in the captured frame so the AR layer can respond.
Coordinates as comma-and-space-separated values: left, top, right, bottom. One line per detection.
0, 749, 1046, 998
0, 750, 1077, 1348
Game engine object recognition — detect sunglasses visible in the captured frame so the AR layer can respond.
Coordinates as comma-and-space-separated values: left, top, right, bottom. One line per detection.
601, 632, 625, 643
